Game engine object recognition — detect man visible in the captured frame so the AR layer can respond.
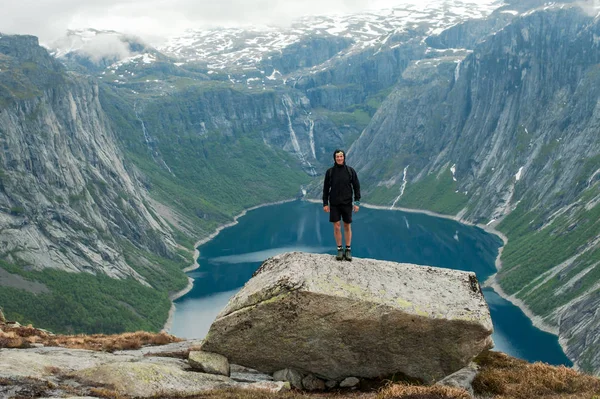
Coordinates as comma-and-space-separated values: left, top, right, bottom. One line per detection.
322, 149, 361, 261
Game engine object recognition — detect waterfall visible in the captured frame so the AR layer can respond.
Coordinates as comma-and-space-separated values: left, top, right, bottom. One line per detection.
134, 102, 174, 175
390, 166, 409, 209
308, 117, 316, 159
282, 95, 317, 176
454, 60, 462, 82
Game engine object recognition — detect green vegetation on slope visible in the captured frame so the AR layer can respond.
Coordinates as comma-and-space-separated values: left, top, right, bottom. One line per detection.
497, 185, 600, 317
0, 259, 171, 334
494, 183, 600, 375
0, 222, 190, 334
368, 169, 468, 215
313, 88, 393, 148
119, 239, 190, 294
101, 84, 311, 237
316, 108, 371, 131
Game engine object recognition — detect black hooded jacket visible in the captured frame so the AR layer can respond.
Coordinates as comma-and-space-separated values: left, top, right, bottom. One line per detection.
322, 151, 361, 206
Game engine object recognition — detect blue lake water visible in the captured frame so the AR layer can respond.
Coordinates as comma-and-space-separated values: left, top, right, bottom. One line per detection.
171, 200, 572, 367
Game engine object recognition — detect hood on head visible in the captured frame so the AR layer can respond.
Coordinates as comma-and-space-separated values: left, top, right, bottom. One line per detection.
333, 149, 346, 165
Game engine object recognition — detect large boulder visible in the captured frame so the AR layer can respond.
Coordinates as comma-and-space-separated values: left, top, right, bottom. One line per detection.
201, 252, 493, 383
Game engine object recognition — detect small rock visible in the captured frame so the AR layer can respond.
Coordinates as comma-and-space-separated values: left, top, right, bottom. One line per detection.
231, 369, 273, 383
340, 376, 360, 388
231, 364, 263, 374
302, 374, 325, 391
29, 343, 45, 348
273, 368, 303, 389
325, 380, 338, 389
188, 351, 230, 376
115, 339, 203, 357
435, 362, 479, 397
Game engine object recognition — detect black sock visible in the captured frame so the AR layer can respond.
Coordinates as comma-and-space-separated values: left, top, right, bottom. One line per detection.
337, 246, 343, 251
346, 246, 351, 250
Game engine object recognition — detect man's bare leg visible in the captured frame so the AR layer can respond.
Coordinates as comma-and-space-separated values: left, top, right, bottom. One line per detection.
333, 221, 342, 246
334, 221, 344, 260
343, 222, 352, 261
343, 222, 352, 247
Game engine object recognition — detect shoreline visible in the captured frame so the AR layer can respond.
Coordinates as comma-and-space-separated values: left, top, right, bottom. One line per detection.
163, 197, 571, 363
306, 198, 509, 247
161, 198, 297, 333
309, 199, 566, 345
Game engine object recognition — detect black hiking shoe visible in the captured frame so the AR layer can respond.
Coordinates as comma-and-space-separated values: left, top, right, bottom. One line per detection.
344, 248, 352, 261
336, 248, 344, 261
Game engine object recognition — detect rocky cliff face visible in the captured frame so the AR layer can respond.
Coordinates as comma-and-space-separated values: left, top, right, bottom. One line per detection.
355, 6, 600, 214
136, 87, 338, 174
350, 6, 600, 373
265, 35, 354, 75
0, 35, 186, 333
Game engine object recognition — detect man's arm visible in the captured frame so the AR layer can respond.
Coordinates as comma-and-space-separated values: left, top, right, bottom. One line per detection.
352, 168, 361, 203
351, 168, 361, 212
323, 169, 331, 207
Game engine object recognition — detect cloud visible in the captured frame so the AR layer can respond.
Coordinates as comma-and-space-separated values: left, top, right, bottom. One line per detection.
0, 0, 404, 45
78, 34, 134, 63
575, 0, 600, 16
1, 1, 79, 42
1, 0, 503, 46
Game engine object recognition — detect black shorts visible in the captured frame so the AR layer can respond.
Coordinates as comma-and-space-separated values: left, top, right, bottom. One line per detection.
330, 204, 352, 223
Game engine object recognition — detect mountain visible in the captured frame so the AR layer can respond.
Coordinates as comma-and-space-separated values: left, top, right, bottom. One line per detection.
0, 0, 599, 376
0, 34, 192, 333
349, 4, 600, 373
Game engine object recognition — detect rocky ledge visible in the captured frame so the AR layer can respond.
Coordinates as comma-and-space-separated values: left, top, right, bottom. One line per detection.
1, 252, 494, 397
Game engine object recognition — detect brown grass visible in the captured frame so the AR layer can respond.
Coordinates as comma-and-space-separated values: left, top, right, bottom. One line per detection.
144, 389, 378, 399
473, 350, 600, 399
43, 366, 62, 375
89, 386, 129, 399
124, 384, 468, 399
377, 384, 470, 399
0, 322, 182, 352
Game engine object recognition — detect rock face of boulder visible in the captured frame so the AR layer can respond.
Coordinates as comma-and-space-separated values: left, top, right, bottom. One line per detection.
201, 252, 493, 383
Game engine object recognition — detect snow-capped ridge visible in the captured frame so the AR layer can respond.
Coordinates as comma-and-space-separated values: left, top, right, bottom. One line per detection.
157, 0, 503, 72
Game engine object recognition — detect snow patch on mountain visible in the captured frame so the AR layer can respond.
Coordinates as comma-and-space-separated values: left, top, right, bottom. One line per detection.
157, 0, 504, 71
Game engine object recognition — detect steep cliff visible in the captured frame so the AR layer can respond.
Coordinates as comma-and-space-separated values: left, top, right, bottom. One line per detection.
0, 35, 188, 333
98, 83, 319, 233
350, 7, 600, 373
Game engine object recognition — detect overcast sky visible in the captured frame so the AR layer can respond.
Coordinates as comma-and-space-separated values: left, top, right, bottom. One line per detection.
1, 0, 418, 45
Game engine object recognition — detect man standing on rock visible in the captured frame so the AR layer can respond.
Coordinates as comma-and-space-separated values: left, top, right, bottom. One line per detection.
323, 149, 361, 261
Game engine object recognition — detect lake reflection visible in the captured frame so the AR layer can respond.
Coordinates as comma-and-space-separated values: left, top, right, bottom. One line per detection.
171, 200, 572, 366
